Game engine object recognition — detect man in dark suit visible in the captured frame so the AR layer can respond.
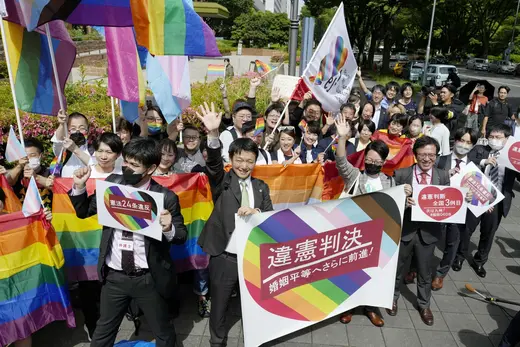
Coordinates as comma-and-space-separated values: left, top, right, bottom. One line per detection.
196, 103, 274, 347
388, 136, 450, 326
69, 137, 187, 347
453, 124, 516, 278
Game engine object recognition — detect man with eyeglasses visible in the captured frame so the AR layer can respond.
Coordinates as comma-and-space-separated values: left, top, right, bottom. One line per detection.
220, 102, 253, 163
388, 136, 451, 326
174, 125, 206, 174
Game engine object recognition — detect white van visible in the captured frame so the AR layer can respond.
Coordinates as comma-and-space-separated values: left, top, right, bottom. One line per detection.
425, 64, 458, 87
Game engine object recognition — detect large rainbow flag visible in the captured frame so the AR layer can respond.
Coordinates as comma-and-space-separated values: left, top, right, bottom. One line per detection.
0, 175, 22, 213
130, 0, 220, 56
67, 0, 134, 26
370, 130, 416, 176
0, 210, 76, 345
52, 174, 213, 279
2, 19, 76, 115
3, 0, 80, 31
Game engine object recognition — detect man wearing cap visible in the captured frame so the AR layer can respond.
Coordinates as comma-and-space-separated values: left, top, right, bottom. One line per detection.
220, 101, 253, 163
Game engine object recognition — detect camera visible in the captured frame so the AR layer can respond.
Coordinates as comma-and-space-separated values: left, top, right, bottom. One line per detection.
421, 85, 435, 96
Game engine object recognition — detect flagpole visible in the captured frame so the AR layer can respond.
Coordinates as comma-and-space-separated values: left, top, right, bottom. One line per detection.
0, 20, 24, 147
45, 23, 68, 135
263, 101, 290, 150
111, 97, 117, 132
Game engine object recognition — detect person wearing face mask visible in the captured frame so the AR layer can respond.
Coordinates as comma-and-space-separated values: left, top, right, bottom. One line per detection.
453, 124, 517, 278
349, 120, 375, 152
196, 102, 274, 347
52, 110, 93, 178
334, 116, 412, 327
481, 86, 513, 138
220, 102, 253, 163
69, 137, 187, 347
405, 115, 424, 142
139, 105, 169, 141
6, 138, 54, 207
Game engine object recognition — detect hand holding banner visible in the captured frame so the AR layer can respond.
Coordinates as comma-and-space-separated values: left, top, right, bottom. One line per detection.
411, 185, 468, 223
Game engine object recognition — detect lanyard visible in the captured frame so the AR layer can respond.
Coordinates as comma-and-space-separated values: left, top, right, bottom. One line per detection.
414, 167, 429, 184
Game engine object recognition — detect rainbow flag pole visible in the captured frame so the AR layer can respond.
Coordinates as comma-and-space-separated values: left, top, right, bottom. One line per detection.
259, 63, 283, 79
0, 20, 24, 147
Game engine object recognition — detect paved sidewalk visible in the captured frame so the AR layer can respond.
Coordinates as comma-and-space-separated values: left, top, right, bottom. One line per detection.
34, 191, 520, 347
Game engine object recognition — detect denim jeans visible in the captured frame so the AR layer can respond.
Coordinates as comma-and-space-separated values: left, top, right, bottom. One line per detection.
193, 268, 209, 296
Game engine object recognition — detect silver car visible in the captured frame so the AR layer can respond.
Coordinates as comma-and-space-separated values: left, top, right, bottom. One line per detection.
466, 58, 489, 71
402, 61, 424, 82
489, 60, 515, 74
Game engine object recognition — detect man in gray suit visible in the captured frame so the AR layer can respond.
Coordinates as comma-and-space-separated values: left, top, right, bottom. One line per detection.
387, 136, 450, 326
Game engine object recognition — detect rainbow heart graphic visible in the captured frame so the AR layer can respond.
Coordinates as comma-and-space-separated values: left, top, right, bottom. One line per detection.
461, 171, 498, 206
103, 186, 158, 231
242, 193, 402, 321
309, 36, 348, 86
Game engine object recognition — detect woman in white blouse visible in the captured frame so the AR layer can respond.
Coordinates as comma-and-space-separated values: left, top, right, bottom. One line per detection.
426, 107, 451, 156
270, 126, 302, 166
90, 132, 124, 178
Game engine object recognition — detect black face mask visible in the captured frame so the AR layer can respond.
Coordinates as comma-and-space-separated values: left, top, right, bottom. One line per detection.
123, 166, 145, 186
70, 131, 86, 147
365, 163, 383, 176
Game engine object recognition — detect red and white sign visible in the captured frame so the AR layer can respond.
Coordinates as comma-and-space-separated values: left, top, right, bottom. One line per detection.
412, 185, 468, 223
498, 137, 520, 173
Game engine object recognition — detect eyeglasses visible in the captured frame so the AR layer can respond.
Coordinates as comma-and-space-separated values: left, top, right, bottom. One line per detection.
365, 159, 384, 166
184, 135, 200, 142
416, 153, 437, 160
235, 114, 252, 120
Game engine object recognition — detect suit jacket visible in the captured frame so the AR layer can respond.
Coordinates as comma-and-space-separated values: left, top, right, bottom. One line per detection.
468, 145, 516, 217
336, 155, 394, 194
69, 174, 187, 299
394, 165, 450, 245
198, 145, 274, 256
377, 107, 389, 130
435, 153, 452, 171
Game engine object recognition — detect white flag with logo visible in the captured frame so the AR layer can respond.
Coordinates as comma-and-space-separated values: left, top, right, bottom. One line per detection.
302, 3, 357, 112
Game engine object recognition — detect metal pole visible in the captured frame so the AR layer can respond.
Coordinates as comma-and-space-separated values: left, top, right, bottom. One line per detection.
422, 0, 437, 86
288, 0, 299, 76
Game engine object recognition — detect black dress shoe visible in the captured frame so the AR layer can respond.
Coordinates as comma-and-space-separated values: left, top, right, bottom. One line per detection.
470, 262, 487, 278
452, 259, 463, 272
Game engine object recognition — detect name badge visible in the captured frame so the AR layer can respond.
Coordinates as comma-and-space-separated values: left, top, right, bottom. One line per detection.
118, 239, 134, 251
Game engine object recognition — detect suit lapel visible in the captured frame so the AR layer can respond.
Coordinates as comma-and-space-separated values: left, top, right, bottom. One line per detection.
230, 173, 242, 204
252, 179, 263, 209
432, 168, 440, 185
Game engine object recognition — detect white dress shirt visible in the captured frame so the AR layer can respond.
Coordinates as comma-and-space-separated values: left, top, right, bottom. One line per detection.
256, 150, 272, 165
71, 179, 175, 271
51, 133, 92, 178
412, 165, 433, 193
481, 151, 505, 192
225, 176, 255, 253
430, 123, 451, 155
373, 106, 381, 129
514, 123, 520, 140
450, 155, 468, 171
219, 126, 242, 163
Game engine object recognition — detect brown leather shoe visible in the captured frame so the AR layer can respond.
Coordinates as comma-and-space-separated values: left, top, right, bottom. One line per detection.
385, 301, 398, 316
419, 308, 434, 326
431, 276, 444, 291
366, 311, 384, 327
339, 310, 353, 324
404, 271, 417, 284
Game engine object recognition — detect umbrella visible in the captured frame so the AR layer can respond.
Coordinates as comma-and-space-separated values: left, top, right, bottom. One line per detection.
459, 80, 495, 105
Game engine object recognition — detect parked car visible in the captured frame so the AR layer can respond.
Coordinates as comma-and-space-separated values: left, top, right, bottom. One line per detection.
513, 64, 520, 77
430, 56, 448, 64
402, 61, 424, 82
395, 52, 409, 61
425, 64, 458, 87
466, 58, 489, 71
489, 60, 515, 74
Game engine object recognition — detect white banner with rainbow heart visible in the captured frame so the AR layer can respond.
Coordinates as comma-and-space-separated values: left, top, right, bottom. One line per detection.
234, 186, 406, 347
96, 180, 164, 241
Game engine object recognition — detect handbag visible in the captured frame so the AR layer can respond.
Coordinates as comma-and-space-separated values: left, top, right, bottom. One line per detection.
339, 173, 360, 199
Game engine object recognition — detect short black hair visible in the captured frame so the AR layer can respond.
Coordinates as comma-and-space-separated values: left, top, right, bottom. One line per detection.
265, 102, 284, 117
359, 101, 375, 117
116, 118, 133, 133
372, 84, 386, 95
304, 98, 321, 110
400, 82, 414, 95
448, 67, 456, 73
365, 140, 390, 161
0, 188, 5, 205
430, 106, 449, 123
358, 119, 376, 134
306, 121, 321, 135
68, 112, 89, 127
386, 81, 400, 94
498, 85, 511, 94
408, 114, 424, 127
390, 113, 409, 128
454, 128, 479, 145
123, 137, 161, 168
159, 138, 178, 158
279, 127, 297, 139
229, 138, 259, 160
183, 124, 201, 135
340, 103, 356, 113
413, 136, 440, 156
489, 123, 512, 138
146, 106, 166, 124
24, 137, 44, 153
241, 120, 256, 135
224, 58, 230, 63
442, 84, 458, 95
93, 132, 124, 154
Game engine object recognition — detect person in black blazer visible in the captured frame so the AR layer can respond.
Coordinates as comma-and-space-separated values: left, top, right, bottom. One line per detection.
388, 136, 450, 327
196, 103, 274, 347
69, 137, 187, 347
453, 124, 516, 278
377, 106, 390, 130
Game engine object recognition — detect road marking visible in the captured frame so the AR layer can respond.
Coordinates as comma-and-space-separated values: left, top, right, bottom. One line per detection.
459, 73, 520, 89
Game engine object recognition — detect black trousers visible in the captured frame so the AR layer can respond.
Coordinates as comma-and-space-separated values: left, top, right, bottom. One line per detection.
209, 254, 238, 347
394, 232, 436, 309
455, 202, 503, 267
78, 281, 101, 331
435, 223, 463, 278
91, 270, 176, 347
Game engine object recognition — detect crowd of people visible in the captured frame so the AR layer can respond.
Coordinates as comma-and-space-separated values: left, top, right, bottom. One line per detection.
1, 69, 520, 347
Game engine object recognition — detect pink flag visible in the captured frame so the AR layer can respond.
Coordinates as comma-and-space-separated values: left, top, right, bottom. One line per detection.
105, 27, 145, 105
5, 127, 27, 163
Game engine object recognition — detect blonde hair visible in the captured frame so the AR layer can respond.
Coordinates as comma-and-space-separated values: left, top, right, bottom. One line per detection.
388, 104, 406, 117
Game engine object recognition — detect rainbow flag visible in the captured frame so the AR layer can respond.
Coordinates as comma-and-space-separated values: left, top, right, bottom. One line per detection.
5, 126, 27, 163
3, 0, 80, 31
130, 0, 221, 56
253, 118, 265, 136
298, 119, 307, 133
49, 149, 66, 177
3, 19, 76, 116
52, 174, 213, 279
67, 0, 133, 26
255, 59, 272, 74
370, 130, 416, 176
21, 177, 43, 216
0, 175, 22, 213
0, 210, 75, 346
106, 26, 145, 106
207, 64, 225, 77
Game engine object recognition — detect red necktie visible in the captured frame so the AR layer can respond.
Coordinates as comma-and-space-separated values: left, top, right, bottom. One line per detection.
455, 159, 462, 170
420, 172, 428, 184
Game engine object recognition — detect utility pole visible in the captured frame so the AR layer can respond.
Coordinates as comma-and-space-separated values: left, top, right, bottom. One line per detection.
288, 0, 299, 76
422, 0, 437, 86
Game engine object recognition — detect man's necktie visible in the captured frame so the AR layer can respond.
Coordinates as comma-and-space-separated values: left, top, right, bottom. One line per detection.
241, 181, 250, 208
420, 172, 428, 184
489, 153, 500, 186
121, 231, 135, 274
455, 159, 462, 170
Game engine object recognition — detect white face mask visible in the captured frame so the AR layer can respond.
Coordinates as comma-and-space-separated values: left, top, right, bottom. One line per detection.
454, 143, 472, 156
28, 157, 41, 170
409, 125, 422, 136
488, 139, 505, 151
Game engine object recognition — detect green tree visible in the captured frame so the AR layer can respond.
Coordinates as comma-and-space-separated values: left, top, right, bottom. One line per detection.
231, 10, 290, 47
206, 0, 254, 39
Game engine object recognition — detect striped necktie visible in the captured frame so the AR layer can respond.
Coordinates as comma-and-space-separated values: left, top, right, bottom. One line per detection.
489, 153, 500, 186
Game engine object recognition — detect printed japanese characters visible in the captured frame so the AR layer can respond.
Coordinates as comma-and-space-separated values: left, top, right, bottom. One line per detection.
412, 185, 468, 223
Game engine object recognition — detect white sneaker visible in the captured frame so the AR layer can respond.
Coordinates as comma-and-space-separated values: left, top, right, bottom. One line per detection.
84, 324, 92, 342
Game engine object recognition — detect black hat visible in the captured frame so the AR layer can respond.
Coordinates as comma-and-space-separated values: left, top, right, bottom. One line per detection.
233, 101, 253, 114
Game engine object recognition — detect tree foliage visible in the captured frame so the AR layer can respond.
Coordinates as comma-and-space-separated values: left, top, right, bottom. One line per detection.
206, 0, 254, 39
231, 10, 291, 47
